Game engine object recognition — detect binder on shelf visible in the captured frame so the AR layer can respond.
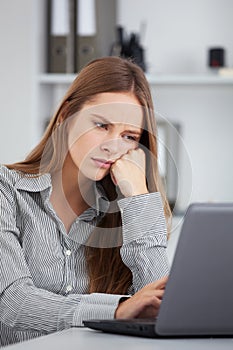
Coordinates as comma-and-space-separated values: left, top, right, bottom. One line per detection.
75, 0, 98, 71
75, 0, 117, 72
47, 0, 76, 73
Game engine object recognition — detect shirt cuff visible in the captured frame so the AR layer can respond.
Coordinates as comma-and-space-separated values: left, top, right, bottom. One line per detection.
117, 192, 167, 244
73, 293, 127, 326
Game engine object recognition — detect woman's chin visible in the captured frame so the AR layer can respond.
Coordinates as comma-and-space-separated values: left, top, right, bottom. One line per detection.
81, 168, 109, 182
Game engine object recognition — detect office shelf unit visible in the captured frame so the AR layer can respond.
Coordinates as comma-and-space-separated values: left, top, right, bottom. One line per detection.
32, 0, 233, 215
36, 72, 233, 139
33, 1, 233, 142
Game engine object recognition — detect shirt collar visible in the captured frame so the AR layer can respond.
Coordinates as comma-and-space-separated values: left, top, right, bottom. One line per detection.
14, 173, 52, 192
14, 173, 110, 216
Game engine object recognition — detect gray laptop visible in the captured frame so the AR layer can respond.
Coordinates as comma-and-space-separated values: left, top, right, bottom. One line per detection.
83, 202, 233, 337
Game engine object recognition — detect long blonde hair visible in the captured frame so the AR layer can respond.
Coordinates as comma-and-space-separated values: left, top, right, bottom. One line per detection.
7, 57, 171, 294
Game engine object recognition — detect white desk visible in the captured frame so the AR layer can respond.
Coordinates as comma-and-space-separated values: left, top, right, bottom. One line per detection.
4, 327, 233, 350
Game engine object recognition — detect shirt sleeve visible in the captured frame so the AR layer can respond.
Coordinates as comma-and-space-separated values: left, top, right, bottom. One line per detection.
0, 179, 122, 335
118, 192, 170, 293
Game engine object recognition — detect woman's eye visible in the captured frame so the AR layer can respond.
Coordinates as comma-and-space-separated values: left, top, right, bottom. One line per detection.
123, 134, 138, 142
95, 122, 108, 130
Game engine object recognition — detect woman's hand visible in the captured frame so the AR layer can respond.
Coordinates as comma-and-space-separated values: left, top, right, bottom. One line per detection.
115, 276, 168, 319
110, 148, 148, 197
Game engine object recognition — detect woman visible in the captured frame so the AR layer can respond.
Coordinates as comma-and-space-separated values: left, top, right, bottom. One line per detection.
0, 56, 171, 346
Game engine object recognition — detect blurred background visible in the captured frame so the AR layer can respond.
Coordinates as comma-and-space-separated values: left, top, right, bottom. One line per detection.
0, 0, 233, 224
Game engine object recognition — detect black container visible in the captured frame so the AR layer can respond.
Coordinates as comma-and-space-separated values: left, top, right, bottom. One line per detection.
208, 47, 225, 68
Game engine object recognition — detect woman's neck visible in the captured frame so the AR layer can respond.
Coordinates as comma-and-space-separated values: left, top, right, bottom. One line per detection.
50, 154, 95, 231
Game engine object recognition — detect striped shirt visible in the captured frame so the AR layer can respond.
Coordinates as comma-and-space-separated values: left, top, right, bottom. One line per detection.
0, 164, 169, 347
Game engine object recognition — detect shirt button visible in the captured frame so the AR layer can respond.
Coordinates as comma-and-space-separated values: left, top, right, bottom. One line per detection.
66, 285, 73, 292
65, 250, 71, 256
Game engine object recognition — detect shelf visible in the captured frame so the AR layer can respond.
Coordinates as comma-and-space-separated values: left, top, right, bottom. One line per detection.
38, 73, 233, 86
147, 74, 233, 85
38, 74, 77, 84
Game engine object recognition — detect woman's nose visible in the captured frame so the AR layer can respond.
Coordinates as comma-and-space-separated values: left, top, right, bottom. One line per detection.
100, 138, 124, 156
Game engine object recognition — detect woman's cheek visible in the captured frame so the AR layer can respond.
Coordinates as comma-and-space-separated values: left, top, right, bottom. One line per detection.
122, 142, 138, 155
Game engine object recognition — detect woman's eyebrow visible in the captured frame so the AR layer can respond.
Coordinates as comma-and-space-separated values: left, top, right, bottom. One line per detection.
91, 113, 142, 134
91, 114, 112, 125
124, 129, 142, 136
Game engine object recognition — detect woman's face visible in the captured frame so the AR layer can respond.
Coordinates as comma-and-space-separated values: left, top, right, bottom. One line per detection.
67, 92, 144, 181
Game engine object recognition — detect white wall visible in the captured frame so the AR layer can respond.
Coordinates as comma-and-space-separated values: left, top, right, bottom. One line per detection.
0, 0, 35, 163
118, 0, 233, 210
153, 85, 233, 211
118, 0, 233, 74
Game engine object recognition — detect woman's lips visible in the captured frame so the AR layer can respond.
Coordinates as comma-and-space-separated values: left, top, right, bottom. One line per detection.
92, 158, 114, 169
